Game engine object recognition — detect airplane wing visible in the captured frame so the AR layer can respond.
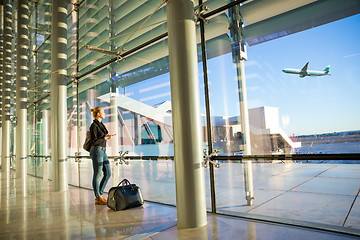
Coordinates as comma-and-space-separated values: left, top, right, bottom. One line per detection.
299, 62, 309, 77
301, 62, 309, 72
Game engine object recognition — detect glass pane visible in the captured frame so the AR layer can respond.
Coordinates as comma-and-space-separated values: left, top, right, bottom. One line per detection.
68, 158, 79, 186
36, 101, 51, 179
112, 0, 167, 52
78, 67, 113, 187
243, 17, 360, 156
37, 0, 51, 47
77, 67, 110, 154
78, 158, 177, 205
27, 107, 36, 176
115, 160, 176, 205
67, 84, 78, 156
109, 40, 172, 157
78, 0, 111, 76
77, 13, 177, 204
206, 5, 360, 232
79, 158, 93, 189
26, 101, 50, 179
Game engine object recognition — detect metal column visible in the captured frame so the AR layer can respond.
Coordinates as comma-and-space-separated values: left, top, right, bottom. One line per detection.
110, 92, 119, 156
1, 0, 12, 175
229, 2, 254, 206
167, 0, 207, 228
73, 1, 80, 156
50, 0, 68, 191
42, 110, 50, 181
109, 2, 119, 163
110, 91, 120, 187
134, 114, 142, 145
237, 60, 254, 206
0, 5, 3, 163
236, 60, 251, 153
199, 0, 217, 214
16, 0, 29, 182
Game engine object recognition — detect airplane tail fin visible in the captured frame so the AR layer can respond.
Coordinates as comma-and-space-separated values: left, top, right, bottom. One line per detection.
324, 65, 330, 73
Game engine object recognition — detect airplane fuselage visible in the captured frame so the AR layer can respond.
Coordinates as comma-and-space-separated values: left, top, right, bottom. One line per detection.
282, 69, 329, 77
282, 62, 330, 78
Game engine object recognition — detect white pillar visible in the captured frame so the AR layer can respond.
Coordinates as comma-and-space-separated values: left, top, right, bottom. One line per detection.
0, 5, 3, 165
1, 0, 12, 175
167, 0, 207, 228
16, 0, 29, 184
50, 0, 68, 191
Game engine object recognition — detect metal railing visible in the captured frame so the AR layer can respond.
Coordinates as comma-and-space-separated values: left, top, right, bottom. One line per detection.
26, 153, 360, 162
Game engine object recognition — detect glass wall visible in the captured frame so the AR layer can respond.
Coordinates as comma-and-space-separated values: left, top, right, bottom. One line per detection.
78, 0, 111, 76
27, 0, 52, 179
204, 1, 360, 232
12, 0, 359, 235
75, 0, 176, 203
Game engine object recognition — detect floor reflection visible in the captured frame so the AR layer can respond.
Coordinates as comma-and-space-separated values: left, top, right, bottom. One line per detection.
0, 171, 358, 239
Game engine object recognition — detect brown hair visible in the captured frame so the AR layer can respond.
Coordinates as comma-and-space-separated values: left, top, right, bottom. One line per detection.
90, 107, 103, 118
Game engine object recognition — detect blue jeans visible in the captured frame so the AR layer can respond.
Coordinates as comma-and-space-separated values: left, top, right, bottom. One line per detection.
90, 146, 111, 198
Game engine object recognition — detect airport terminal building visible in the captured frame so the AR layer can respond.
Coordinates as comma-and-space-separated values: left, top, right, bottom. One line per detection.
0, 0, 360, 239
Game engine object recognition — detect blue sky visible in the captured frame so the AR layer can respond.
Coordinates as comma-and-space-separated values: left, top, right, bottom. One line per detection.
205, 13, 360, 136
126, 14, 360, 136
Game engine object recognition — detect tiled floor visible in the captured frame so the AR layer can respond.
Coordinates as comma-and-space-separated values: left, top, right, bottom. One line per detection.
0, 171, 359, 239
26, 160, 360, 232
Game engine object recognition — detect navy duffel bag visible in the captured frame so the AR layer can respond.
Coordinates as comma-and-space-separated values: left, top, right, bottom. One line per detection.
107, 179, 144, 211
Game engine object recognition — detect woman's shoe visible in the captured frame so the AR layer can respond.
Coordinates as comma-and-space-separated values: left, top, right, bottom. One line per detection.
99, 195, 107, 203
95, 196, 107, 205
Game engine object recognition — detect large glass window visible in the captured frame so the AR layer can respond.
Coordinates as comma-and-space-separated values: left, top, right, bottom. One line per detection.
21, 0, 360, 235
244, 14, 360, 156
203, 3, 360, 232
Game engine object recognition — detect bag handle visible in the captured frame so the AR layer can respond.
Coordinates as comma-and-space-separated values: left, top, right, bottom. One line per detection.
117, 179, 137, 192
117, 178, 131, 187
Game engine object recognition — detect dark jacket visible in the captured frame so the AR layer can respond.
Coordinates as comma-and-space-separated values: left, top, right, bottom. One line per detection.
90, 119, 108, 147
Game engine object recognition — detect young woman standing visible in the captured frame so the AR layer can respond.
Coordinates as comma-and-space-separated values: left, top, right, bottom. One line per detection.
89, 107, 116, 205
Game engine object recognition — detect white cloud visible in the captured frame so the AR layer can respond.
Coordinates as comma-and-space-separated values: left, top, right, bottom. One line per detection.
140, 92, 171, 102
139, 82, 170, 93
344, 53, 360, 58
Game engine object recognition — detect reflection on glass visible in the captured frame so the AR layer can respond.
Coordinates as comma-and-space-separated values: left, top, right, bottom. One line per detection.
78, 0, 111, 76
208, 4, 360, 232
22, 0, 360, 235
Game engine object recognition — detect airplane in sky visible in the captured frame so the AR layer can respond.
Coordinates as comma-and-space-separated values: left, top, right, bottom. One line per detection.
282, 62, 330, 78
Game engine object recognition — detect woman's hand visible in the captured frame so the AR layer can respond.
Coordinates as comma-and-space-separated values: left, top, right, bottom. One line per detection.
105, 134, 116, 140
